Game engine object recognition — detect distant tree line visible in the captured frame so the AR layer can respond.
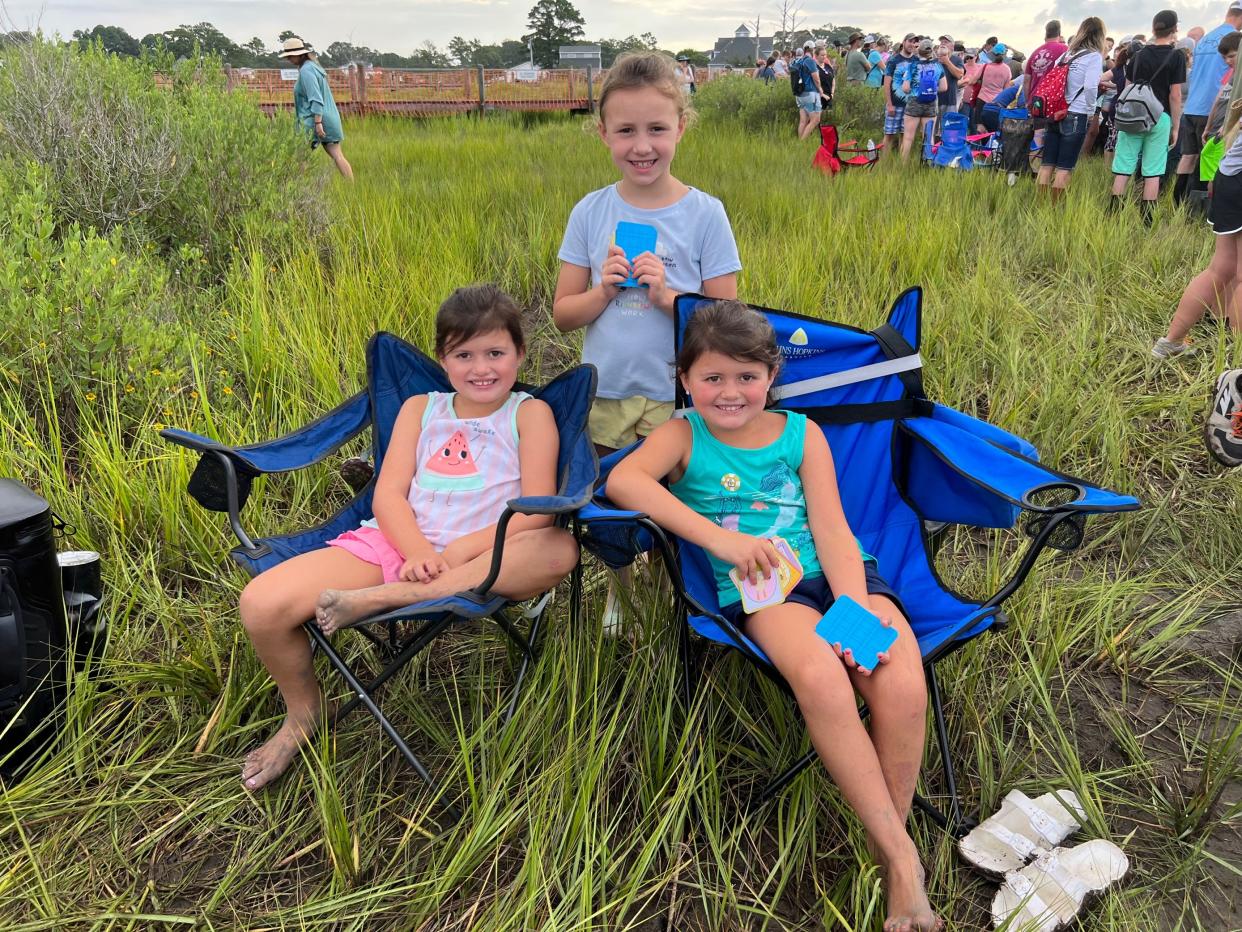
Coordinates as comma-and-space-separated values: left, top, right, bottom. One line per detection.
24, 1, 713, 73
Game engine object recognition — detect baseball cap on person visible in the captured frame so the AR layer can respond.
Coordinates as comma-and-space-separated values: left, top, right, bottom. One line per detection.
849, 32, 864, 43
1231, 0, 1242, 12
903, 32, 918, 42
991, 42, 1007, 56
918, 38, 935, 55
939, 34, 953, 43
863, 34, 877, 43
1152, 9, 1178, 31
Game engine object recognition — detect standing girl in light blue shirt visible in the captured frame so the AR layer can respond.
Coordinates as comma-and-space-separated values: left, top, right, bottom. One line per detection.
553, 51, 742, 456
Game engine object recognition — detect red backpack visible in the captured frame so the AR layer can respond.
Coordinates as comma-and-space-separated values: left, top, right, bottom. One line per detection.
1030, 50, 1090, 121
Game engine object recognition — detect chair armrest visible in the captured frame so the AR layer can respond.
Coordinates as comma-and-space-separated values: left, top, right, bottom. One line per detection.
899, 413, 1140, 530
161, 390, 371, 557
163, 389, 371, 476
505, 493, 593, 516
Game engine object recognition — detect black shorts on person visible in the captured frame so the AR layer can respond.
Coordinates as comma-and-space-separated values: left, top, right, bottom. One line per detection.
1209, 171, 1242, 235
1181, 114, 1208, 158
720, 560, 904, 628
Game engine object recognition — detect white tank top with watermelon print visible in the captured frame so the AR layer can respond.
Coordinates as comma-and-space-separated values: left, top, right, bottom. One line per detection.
399, 390, 531, 551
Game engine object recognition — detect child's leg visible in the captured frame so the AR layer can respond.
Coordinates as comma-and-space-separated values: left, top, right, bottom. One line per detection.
315, 527, 578, 633
745, 602, 940, 932
1167, 233, 1239, 342
237, 546, 384, 790
848, 595, 928, 824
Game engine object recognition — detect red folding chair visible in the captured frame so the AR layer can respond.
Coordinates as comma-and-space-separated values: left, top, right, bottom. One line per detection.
815, 124, 882, 174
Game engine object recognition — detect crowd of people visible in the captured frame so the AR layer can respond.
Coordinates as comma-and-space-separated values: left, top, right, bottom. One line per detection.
755, 10, 1242, 461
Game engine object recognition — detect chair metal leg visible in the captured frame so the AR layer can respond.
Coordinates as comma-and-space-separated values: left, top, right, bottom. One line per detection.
331, 615, 454, 724
926, 663, 970, 836
306, 622, 461, 824
502, 607, 545, 727
752, 748, 819, 810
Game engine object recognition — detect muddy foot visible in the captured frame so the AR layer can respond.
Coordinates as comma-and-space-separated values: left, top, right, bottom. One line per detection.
240, 716, 318, 791
314, 588, 380, 635
884, 859, 944, 932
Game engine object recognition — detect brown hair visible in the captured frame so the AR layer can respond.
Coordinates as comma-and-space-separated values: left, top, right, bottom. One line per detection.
677, 300, 782, 403
596, 51, 694, 128
1069, 16, 1107, 55
1219, 30, 1242, 57
434, 284, 525, 358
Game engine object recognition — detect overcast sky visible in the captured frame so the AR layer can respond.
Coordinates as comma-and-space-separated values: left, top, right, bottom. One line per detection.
4, 0, 1236, 58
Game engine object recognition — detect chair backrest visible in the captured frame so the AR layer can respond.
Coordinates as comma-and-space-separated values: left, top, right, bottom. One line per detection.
940, 111, 968, 147
818, 123, 840, 153
240, 332, 596, 575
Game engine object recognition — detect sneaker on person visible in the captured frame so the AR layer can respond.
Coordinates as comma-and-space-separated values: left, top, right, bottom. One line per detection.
1204, 368, 1242, 468
1151, 336, 1195, 359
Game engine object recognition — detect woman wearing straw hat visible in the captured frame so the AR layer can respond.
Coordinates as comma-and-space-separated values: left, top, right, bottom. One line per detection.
279, 36, 353, 180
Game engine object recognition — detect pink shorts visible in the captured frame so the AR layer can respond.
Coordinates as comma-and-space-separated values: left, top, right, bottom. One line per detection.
326, 525, 405, 583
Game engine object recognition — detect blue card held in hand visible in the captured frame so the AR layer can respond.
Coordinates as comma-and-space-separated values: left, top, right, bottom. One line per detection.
614, 221, 658, 288
814, 594, 898, 672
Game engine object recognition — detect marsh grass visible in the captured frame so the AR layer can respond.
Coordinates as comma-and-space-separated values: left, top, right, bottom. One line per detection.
0, 112, 1239, 930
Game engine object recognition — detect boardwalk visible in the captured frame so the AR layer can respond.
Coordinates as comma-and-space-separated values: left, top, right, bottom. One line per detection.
219, 65, 721, 115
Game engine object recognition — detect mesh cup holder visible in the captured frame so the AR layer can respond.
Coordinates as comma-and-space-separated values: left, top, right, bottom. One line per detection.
1023, 483, 1086, 552
187, 453, 256, 513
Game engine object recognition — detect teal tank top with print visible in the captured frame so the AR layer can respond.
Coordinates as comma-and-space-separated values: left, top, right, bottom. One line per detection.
670, 411, 842, 608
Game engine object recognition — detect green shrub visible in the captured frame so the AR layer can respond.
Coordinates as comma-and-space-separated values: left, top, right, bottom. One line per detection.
0, 161, 199, 433
0, 38, 326, 280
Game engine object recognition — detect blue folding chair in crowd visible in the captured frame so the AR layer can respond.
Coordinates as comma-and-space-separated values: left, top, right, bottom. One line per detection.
581, 288, 1139, 835
162, 332, 597, 822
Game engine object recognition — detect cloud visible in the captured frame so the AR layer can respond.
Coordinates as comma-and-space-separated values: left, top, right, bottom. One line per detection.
5, 0, 1061, 55
1044, 0, 1229, 35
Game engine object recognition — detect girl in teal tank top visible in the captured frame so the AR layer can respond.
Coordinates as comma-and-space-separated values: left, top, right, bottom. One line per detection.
607, 300, 944, 932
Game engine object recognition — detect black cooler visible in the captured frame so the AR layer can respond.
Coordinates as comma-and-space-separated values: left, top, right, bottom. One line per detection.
0, 479, 70, 772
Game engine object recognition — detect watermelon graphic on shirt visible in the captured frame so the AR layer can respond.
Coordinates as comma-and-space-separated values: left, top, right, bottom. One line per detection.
420, 429, 486, 491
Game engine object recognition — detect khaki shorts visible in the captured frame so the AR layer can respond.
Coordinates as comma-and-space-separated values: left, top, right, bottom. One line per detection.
589, 395, 674, 450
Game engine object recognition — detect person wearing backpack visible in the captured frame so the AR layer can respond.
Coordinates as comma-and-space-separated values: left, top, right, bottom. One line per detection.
882, 33, 920, 159
900, 38, 949, 161
1109, 11, 1187, 225
1036, 17, 1107, 201
792, 42, 825, 140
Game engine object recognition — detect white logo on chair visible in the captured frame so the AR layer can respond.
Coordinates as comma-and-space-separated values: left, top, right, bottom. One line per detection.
789, 327, 809, 346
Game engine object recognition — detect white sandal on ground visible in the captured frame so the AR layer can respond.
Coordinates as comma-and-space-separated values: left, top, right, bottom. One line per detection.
959, 789, 1088, 876
992, 839, 1129, 930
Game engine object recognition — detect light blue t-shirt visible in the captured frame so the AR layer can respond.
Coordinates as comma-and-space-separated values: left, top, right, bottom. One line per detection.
1187, 23, 1234, 115
293, 61, 343, 142
866, 51, 884, 87
557, 184, 741, 401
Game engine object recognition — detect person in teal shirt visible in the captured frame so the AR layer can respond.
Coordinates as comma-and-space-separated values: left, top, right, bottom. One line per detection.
279, 36, 353, 180
607, 299, 944, 932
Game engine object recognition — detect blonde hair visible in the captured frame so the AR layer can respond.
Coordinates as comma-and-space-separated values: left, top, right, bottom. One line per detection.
1068, 16, 1107, 55
1224, 66, 1242, 151
596, 52, 695, 128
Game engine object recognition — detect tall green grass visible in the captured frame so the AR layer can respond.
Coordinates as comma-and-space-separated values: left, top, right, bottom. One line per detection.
0, 112, 1239, 930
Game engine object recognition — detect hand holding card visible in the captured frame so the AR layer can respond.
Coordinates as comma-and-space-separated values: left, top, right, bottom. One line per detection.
728, 536, 804, 613
614, 222, 658, 288
814, 595, 898, 673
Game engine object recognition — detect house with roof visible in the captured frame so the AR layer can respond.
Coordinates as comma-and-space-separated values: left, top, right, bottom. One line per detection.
710, 24, 775, 66
559, 45, 601, 69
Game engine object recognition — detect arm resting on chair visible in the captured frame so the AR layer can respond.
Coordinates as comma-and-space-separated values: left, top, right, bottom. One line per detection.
472, 493, 594, 597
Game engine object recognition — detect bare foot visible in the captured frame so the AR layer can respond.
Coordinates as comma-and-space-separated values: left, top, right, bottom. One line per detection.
883, 856, 944, 932
315, 587, 390, 635
240, 714, 319, 791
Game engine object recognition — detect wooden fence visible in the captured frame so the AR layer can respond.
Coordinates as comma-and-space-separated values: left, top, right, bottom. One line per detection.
219, 65, 721, 116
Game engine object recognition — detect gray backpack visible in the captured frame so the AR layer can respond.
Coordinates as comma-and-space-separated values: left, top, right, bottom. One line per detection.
1114, 47, 1176, 134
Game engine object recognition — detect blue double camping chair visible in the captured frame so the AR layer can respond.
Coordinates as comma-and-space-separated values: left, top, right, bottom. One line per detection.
161, 332, 597, 822
580, 289, 1139, 835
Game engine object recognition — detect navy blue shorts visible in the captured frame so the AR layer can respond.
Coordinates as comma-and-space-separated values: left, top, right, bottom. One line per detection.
720, 561, 904, 628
